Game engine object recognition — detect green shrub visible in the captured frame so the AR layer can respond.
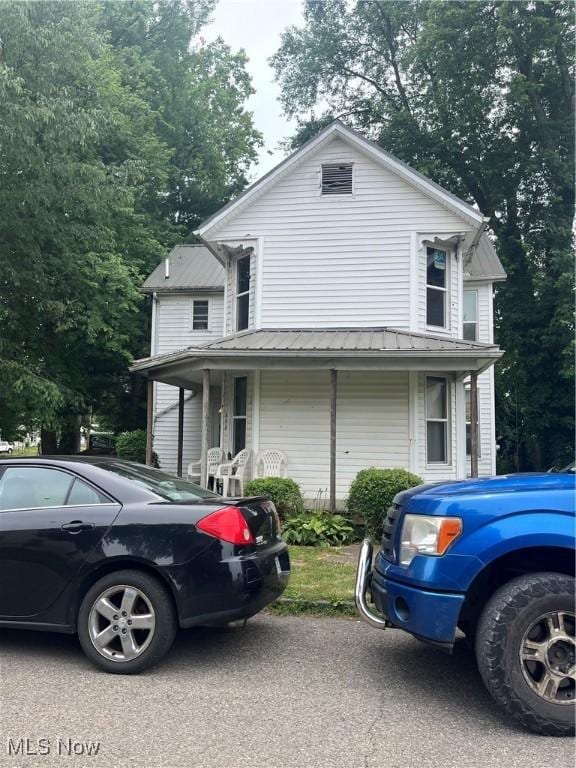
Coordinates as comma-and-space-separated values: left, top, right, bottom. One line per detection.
243, 477, 304, 519
115, 430, 150, 464
347, 468, 423, 541
282, 511, 355, 546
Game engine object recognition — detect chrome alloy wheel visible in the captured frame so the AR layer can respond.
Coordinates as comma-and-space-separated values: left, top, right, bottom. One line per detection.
88, 585, 156, 663
520, 610, 575, 704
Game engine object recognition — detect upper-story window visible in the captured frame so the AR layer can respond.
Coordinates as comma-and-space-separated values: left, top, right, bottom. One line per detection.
321, 163, 353, 195
192, 299, 209, 331
236, 254, 251, 332
463, 290, 478, 341
426, 247, 447, 328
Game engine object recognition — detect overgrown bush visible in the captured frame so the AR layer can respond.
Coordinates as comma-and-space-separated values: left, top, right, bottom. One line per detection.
282, 511, 355, 546
243, 477, 304, 519
115, 430, 147, 463
347, 468, 423, 541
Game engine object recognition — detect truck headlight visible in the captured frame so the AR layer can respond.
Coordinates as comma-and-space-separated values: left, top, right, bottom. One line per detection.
399, 515, 462, 566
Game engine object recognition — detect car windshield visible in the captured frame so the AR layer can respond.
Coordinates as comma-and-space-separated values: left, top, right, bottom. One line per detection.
102, 462, 218, 502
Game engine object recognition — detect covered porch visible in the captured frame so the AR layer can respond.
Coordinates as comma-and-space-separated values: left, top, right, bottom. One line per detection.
131, 328, 502, 510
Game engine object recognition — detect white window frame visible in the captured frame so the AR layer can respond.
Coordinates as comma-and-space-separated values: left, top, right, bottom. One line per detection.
463, 289, 478, 341
191, 298, 210, 332
426, 246, 449, 330
465, 381, 481, 459
425, 375, 451, 465
235, 254, 251, 332
319, 162, 355, 197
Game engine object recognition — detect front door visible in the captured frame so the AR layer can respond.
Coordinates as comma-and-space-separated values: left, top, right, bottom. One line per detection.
0, 465, 120, 618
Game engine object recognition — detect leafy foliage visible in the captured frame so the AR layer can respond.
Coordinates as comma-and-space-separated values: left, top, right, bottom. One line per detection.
347, 468, 423, 541
243, 477, 304, 520
272, 0, 575, 470
115, 430, 146, 463
282, 511, 355, 546
0, 1, 261, 443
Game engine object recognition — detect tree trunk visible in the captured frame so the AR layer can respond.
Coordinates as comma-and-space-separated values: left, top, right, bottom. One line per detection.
40, 429, 58, 455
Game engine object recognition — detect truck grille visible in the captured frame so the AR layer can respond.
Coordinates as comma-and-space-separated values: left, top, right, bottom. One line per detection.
381, 503, 402, 563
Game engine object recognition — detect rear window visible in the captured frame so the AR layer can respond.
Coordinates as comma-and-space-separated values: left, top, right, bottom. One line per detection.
102, 462, 218, 502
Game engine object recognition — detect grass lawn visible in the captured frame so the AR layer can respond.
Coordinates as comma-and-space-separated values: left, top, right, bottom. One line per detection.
8, 446, 38, 457
268, 545, 357, 617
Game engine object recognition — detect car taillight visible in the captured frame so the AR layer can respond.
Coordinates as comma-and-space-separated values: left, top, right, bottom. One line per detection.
197, 506, 255, 545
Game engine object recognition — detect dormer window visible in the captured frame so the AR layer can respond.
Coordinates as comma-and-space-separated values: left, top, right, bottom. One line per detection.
321, 163, 353, 195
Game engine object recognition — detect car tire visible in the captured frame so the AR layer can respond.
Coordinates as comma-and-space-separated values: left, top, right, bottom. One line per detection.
78, 570, 177, 674
476, 572, 575, 736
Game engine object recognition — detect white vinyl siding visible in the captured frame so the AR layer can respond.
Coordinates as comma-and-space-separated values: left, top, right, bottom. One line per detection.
154, 293, 224, 354
210, 137, 472, 331
257, 370, 409, 504
152, 292, 224, 471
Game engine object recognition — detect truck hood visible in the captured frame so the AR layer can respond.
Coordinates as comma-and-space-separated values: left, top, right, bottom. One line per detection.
396, 473, 575, 506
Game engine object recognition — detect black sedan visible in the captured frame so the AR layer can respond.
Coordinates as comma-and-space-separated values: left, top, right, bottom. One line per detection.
0, 457, 290, 673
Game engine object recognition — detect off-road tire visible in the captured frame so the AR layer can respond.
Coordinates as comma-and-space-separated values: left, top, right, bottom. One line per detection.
476, 572, 575, 736
78, 570, 177, 674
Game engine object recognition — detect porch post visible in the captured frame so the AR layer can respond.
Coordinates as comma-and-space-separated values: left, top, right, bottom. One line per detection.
330, 369, 337, 513
470, 371, 479, 477
145, 379, 154, 465
200, 369, 210, 487
176, 387, 185, 478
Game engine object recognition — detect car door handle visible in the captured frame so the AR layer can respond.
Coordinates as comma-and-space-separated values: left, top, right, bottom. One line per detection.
61, 521, 95, 534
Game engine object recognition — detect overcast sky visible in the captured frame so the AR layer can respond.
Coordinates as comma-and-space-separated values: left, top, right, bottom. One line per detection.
203, 0, 305, 177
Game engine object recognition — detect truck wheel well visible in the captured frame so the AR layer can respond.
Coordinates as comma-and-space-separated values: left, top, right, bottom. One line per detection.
458, 547, 575, 638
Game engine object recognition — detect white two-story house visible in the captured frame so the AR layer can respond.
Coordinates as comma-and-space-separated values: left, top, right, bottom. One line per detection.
133, 121, 505, 508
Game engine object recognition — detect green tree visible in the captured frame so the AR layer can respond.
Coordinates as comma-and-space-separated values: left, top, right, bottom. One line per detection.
0, 1, 261, 445
272, 0, 574, 471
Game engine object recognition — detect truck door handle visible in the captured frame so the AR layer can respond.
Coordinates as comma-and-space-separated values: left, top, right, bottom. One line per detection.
61, 521, 95, 534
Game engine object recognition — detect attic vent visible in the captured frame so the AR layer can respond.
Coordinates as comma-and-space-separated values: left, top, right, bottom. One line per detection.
321, 163, 353, 195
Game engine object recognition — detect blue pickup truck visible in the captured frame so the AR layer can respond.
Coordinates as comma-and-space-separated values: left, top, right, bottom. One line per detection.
355, 471, 575, 736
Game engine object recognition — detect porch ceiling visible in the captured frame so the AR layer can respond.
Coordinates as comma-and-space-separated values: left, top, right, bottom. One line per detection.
130, 327, 503, 387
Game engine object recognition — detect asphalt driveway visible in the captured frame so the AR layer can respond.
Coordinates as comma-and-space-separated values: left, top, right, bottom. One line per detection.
0, 615, 573, 768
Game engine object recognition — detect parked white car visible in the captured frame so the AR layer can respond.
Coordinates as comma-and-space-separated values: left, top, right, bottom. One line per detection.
0, 440, 13, 454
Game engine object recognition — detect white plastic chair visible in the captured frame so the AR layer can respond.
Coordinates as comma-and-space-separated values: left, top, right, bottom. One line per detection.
187, 447, 224, 488
215, 449, 252, 497
256, 450, 287, 479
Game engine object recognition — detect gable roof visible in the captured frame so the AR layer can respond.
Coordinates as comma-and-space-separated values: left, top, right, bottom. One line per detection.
195, 120, 486, 237
141, 245, 224, 293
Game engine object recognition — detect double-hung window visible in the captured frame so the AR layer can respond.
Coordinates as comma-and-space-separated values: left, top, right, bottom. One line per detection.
426, 247, 447, 328
426, 376, 449, 464
192, 300, 209, 331
232, 376, 247, 455
236, 255, 251, 332
463, 290, 478, 341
